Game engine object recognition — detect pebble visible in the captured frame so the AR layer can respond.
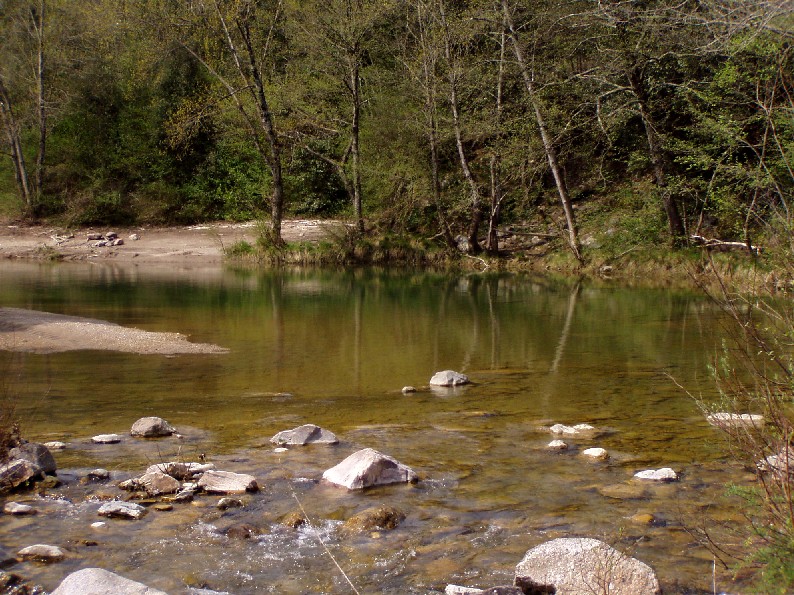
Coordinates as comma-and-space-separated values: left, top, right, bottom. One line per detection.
91, 434, 123, 444
402, 386, 417, 394
4, 502, 37, 515
43, 441, 67, 450
582, 447, 609, 460
90, 522, 108, 530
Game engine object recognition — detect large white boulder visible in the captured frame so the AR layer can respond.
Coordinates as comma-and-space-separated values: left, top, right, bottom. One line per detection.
429, 370, 470, 386
515, 537, 660, 594
270, 424, 339, 446
322, 448, 418, 489
51, 567, 168, 595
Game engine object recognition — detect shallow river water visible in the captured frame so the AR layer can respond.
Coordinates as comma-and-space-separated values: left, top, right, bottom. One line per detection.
0, 261, 753, 593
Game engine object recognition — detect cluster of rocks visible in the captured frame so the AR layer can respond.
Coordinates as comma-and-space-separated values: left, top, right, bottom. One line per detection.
87, 231, 124, 248
0, 442, 58, 494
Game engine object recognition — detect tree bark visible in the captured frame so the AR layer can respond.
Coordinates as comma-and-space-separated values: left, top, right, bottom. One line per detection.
349, 52, 364, 234
34, 0, 46, 214
502, 0, 581, 262
485, 25, 507, 255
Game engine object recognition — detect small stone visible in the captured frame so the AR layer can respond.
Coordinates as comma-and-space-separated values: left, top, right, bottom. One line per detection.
17, 544, 66, 563
43, 441, 67, 450
97, 501, 147, 520
3, 502, 36, 515
630, 513, 656, 525
90, 522, 107, 530
402, 386, 417, 394
87, 469, 110, 480
91, 434, 123, 444
634, 468, 678, 482
225, 523, 257, 539
446, 586, 484, 595
274, 447, 288, 453
129, 233, 140, 241
87, 233, 103, 241
547, 440, 568, 450
582, 447, 609, 460
153, 503, 173, 512
111, 238, 124, 246
217, 497, 243, 510
281, 511, 307, 529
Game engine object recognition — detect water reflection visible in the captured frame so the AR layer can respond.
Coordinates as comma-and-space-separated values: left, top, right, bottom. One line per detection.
0, 262, 745, 593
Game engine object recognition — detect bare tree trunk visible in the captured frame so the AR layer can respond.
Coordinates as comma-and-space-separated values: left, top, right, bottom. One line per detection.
349, 53, 364, 234
628, 67, 685, 245
34, 0, 46, 214
440, 0, 482, 253
0, 77, 33, 210
502, 0, 581, 262
486, 24, 507, 255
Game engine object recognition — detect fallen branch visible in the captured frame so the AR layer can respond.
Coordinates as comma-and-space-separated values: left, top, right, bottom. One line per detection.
690, 235, 760, 255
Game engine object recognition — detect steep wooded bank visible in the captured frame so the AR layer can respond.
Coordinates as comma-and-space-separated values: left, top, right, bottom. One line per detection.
1, 1, 792, 262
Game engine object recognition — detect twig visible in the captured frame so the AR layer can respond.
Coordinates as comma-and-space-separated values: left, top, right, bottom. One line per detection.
465, 254, 490, 271
290, 490, 360, 595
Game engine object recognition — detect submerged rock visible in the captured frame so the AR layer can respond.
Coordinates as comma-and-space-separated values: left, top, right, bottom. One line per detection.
50, 567, 168, 595
514, 537, 660, 595
547, 440, 568, 450
270, 423, 339, 446
706, 412, 764, 429
429, 370, 470, 386
130, 417, 176, 438
3, 502, 36, 515
342, 505, 406, 533
322, 448, 418, 490
17, 544, 66, 563
198, 470, 258, 494
634, 468, 679, 482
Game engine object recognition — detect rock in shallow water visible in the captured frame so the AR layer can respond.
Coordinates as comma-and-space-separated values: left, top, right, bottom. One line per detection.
322, 448, 418, 489
429, 370, 470, 386
514, 537, 660, 595
50, 567, 168, 595
3, 502, 36, 515
198, 470, 258, 494
17, 544, 66, 563
97, 501, 147, 520
10, 442, 57, 475
130, 416, 176, 437
270, 423, 338, 446
91, 434, 123, 444
634, 467, 678, 481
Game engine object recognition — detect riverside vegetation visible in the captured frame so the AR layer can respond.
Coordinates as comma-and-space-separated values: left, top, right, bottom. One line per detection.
2, 0, 794, 592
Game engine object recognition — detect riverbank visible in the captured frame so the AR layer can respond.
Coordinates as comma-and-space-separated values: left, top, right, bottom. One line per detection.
0, 219, 783, 294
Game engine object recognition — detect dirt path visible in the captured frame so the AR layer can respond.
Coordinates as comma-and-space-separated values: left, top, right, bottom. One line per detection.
0, 220, 337, 263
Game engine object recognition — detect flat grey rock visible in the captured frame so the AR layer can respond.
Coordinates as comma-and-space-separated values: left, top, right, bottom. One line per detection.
270, 423, 339, 446
198, 470, 258, 494
97, 501, 147, 520
429, 370, 470, 386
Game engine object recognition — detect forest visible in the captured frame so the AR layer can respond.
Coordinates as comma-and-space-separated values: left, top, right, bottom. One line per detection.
1, 0, 792, 259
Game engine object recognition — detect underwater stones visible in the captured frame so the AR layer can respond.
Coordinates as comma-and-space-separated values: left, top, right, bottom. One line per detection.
98, 501, 147, 520
582, 447, 609, 460
514, 537, 660, 595
198, 470, 258, 494
50, 567, 168, 595
342, 505, 406, 534
401, 386, 417, 394
547, 440, 568, 450
17, 544, 66, 563
634, 468, 679, 482
323, 448, 418, 490
3, 502, 36, 515
706, 412, 764, 429
10, 442, 57, 475
598, 483, 649, 500
225, 523, 258, 539
91, 434, 123, 444
130, 416, 176, 438
429, 370, 470, 386
270, 423, 339, 446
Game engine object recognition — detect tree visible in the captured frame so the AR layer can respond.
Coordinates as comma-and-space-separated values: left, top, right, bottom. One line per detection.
156, 0, 288, 243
